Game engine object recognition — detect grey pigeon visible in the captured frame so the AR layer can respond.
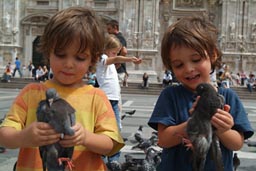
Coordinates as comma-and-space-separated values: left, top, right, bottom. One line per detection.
131, 134, 158, 151
233, 153, 240, 171
134, 125, 144, 143
0, 147, 5, 153
186, 83, 225, 171
36, 88, 76, 171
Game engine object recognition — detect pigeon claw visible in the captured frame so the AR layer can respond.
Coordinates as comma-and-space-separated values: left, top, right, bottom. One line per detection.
58, 157, 74, 171
174, 132, 193, 150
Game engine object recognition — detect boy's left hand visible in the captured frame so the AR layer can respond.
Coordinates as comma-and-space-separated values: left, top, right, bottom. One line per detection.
211, 105, 234, 134
59, 123, 86, 147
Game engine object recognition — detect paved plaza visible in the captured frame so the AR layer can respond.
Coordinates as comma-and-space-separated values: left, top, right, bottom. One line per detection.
0, 88, 256, 171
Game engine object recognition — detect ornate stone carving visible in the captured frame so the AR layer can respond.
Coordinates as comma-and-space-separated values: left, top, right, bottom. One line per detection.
229, 21, 236, 40
251, 21, 256, 41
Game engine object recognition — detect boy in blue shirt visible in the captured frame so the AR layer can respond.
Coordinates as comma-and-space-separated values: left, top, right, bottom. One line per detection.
148, 16, 254, 171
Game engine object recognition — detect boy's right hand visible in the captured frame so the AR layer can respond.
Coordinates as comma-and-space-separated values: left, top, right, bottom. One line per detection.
22, 122, 61, 147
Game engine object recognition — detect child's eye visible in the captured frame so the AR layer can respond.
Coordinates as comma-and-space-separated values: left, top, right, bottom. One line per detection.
76, 56, 86, 61
171, 63, 183, 69
192, 58, 201, 63
55, 53, 65, 58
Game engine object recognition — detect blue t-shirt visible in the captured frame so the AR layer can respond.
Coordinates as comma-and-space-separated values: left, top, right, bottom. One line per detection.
15, 59, 21, 69
148, 85, 254, 171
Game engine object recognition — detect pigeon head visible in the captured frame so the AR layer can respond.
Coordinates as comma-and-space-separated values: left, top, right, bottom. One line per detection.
46, 88, 58, 106
196, 83, 215, 96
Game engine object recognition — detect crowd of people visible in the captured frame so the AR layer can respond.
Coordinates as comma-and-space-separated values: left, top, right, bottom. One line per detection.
216, 63, 256, 92
0, 6, 254, 171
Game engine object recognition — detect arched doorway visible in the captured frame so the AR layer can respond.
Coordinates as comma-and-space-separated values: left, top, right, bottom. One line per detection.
32, 36, 47, 68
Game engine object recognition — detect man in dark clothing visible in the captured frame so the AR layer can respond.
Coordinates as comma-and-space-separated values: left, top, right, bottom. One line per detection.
107, 19, 129, 87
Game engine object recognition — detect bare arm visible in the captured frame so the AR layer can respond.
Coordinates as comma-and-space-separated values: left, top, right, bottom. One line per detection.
119, 46, 127, 56
105, 56, 142, 65
157, 122, 188, 148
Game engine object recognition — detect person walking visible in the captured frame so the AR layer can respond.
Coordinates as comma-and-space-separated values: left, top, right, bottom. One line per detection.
12, 57, 23, 78
141, 72, 149, 88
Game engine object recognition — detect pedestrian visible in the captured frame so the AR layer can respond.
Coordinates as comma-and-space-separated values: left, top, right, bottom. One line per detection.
162, 69, 172, 87
106, 19, 129, 87
12, 57, 23, 78
35, 65, 45, 81
240, 70, 248, 86
148, 16, 254, 171
1, 63, 12, 82
86, 66, 97, 87
96, 34, 141, 168
27, 61, 35, 77
246, 72, 255, 93
141, 72, 149, 88
0, 6, 124, 171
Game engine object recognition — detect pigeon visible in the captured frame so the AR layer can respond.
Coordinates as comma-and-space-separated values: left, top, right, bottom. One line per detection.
107, 160, 122, 171
36, 88, 76, 171
134, 125, 144, 143
121, 114, 126, 120
0, 146, 6, 153
122, 154, 144, 171
233, 153, 240, 171
131, 134, 158, 151
245, 139, 256, 147
125, 109, 136, 115
186, 83, 225, 171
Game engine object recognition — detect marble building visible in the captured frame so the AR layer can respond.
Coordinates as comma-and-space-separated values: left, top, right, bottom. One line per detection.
0, 0, 256, 80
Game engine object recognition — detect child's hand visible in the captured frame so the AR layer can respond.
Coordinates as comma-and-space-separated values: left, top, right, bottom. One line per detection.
59, 123, 86, 147
211, 105, 234, 134
131, 57, 142, 64
23, 122, 60, 147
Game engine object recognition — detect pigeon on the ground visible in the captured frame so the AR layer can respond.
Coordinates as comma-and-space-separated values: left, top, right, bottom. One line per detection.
134, 125, 144, 143
107, 160, 122, 171
125, 109, 136, 115
131, 134, 158, 151
233, 153, 240, 171
36, 88, 76, 171
245, 139, 256, 147
186, 83, 225, 171
0, 146, 6, 153
122, 154, 144, 171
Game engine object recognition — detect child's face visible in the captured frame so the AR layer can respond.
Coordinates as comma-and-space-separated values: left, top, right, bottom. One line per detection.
49, 40, 92, 88
105, 48, 119, 57
170, 46, 211, 91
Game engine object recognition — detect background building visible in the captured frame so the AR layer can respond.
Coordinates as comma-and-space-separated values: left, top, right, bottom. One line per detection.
0, 0, 256, 80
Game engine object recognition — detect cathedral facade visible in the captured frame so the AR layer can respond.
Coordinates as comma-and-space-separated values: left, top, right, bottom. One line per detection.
0, 0, 256, 80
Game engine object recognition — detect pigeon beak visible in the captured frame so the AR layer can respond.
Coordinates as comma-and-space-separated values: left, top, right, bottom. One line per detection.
49, 99, 53, 106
